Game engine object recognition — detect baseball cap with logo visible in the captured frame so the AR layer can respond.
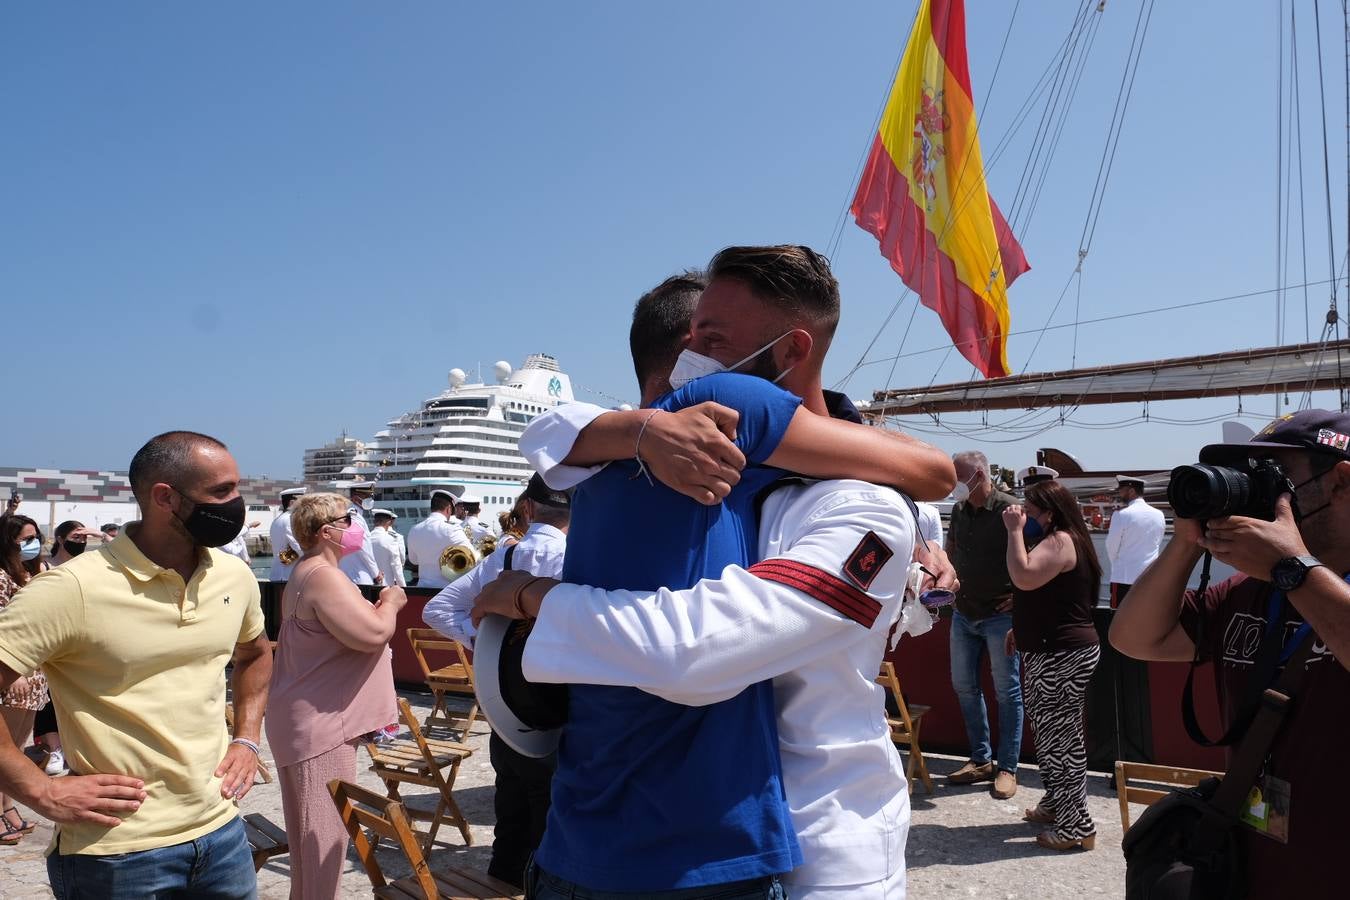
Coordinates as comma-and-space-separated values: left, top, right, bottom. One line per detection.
1200, 409, 1350, 464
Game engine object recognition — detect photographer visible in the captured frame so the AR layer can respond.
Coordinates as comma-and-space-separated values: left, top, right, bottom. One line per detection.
1110, 409, 1350, 897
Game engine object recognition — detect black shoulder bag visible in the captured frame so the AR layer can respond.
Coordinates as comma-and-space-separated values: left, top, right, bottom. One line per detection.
1122, 611, 1316, 900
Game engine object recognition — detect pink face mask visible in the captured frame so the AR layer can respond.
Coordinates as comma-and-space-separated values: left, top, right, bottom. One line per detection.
330, 520, 365, 557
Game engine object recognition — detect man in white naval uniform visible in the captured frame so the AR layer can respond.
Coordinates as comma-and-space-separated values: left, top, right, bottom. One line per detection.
338, 482, 382, 585
269, 487, 305, 582
369, 508, 407, 588
1105, 474, 1165, 608
457, 495, 495, 544
407, 487, 472, 589
474, 476, 920, 898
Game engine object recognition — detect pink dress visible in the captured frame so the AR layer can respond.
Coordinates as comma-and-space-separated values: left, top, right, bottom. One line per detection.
265, 565, 396, 900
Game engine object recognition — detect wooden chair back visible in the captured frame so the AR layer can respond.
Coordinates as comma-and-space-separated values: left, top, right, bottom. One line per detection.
1115, 761, 1224, 830
876, 661, 934, 794
407, 627, 479, 734
330, 777, 522, 899
329, 778, 438, 897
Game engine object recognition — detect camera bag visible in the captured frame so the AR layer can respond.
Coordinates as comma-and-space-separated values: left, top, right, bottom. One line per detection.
1122, 628, 1315, 899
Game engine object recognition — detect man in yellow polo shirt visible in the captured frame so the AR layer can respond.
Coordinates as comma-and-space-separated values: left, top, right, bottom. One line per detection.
0, 431, 273, 898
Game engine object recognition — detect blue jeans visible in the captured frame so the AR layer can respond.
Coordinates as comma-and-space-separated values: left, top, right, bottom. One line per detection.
525, 861, 787, 900
48, 816, 257, 900
949, 610, 1023, 773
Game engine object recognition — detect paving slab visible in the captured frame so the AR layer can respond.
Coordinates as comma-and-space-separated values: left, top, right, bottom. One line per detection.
0, 691, 1127, 899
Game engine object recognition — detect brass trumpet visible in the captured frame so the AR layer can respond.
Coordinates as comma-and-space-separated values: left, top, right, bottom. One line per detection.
278, 546, 299, 566
478, 534, 498, 556
439, 543, 479, 581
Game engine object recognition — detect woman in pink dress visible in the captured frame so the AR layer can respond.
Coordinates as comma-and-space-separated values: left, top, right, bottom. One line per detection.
265, 493, 405, 898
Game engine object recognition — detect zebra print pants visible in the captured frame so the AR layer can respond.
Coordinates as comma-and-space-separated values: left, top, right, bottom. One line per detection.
1022, 643, 1100, 841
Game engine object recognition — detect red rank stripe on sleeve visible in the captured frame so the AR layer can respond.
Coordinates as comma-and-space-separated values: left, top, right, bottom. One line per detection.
747, 558, 882, 629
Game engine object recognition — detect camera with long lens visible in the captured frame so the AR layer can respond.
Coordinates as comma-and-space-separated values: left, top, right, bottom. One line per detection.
1167, 458, 1295, 521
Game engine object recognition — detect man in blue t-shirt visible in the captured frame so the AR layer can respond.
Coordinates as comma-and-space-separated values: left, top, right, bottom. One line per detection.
513, 252, 955, 898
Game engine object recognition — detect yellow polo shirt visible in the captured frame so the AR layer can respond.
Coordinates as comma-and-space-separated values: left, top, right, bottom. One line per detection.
0, 525, 264, 855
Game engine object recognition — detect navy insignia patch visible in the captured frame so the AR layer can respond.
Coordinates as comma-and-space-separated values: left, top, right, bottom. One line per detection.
843, 530, 892, 591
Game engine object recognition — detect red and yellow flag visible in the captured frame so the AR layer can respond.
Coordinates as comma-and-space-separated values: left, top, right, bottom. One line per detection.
851, 0, 1029, 378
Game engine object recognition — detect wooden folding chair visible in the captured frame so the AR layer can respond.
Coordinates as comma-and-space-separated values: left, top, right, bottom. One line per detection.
877, 661, 934, 795
1115, 760, 1224, 830
241, 812, 289, 872
364, 697, 474, 851
329, 779, 521, 899
407, 627, 480, 736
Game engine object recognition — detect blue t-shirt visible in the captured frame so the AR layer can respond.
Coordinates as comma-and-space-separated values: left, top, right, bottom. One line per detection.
535, 372, 804, 891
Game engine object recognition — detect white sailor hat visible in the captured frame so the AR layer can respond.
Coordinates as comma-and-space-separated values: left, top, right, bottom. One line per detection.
1018, 465, 1059, 486
473, 615, 567, 758
348, 481, 376, 493
1115, 475, 1147, 489
279, 487, 307, 498
371, 508, 397, 518
430, 485, 465, 502
458, 493, 483, 505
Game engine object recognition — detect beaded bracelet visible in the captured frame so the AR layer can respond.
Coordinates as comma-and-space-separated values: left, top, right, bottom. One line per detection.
230, 737, 261, 756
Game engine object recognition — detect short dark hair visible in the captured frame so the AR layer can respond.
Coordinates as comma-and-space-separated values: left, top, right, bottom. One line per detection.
372, 512, 395, 525
100, 523, 119, 534
707, 245, 841, 344
128, 431, 229, 505
430, 494, 455, 513
629, 270, 707, 389
531, 502, 570, 528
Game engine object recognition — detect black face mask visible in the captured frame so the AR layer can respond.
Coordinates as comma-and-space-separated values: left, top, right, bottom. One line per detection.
173, 490, 246, 548
62, 540, 86, 557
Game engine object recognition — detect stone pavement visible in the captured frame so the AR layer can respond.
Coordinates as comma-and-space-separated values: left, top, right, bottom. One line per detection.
0, 691, 1127, 899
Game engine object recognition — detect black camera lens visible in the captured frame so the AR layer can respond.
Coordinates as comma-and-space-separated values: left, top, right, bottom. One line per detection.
1167, 464, 1252, 519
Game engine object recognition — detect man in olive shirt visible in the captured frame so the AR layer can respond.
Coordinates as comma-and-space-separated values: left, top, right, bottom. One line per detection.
945, 450, 1023, 799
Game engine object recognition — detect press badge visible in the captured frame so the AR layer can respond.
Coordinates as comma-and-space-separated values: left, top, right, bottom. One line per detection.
1239, 776, 1291, 843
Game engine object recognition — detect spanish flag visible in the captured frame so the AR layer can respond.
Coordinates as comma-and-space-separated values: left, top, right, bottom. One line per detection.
851, 0, 1029, 378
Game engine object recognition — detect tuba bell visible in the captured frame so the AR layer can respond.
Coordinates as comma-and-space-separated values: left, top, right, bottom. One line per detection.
439, 543, 479, 581
477, 533, 498, 557
277, 546, 299, 566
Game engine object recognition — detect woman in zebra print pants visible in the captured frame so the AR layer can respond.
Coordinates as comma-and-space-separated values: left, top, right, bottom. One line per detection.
1002, 480, 1103, 851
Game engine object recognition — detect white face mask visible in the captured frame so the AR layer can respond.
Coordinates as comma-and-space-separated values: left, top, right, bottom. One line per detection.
951, 472, 980, 504
668, 331, 799, 391
360, 497, 375, 511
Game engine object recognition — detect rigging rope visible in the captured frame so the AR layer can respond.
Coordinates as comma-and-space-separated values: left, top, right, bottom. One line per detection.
853, 277, 1345, 372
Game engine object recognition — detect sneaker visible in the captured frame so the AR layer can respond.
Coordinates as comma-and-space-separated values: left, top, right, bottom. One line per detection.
947, 760, 996, 784
991, 770, 1018, 799
44, 749, 66, 776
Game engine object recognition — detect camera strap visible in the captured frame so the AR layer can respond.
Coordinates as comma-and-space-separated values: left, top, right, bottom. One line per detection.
1182, 567, 1329, 747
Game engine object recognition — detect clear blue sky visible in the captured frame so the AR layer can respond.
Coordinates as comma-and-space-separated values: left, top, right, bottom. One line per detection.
5, 1, 1346, 478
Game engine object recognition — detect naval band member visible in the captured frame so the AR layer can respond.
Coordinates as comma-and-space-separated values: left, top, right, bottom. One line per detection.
370, 508, 407, 588
407, 487, 473, 589
338, 482, 382, 585
269, 487, 306, 582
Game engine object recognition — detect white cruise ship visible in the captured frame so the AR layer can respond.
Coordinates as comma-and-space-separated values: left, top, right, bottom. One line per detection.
338, 354, 580, 526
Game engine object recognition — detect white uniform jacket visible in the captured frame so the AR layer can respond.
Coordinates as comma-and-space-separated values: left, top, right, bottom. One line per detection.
269, 511, 301, 582
518, 401, 609, 489
220, 527, 252, 565
406, 511, 473, 590
370, 526, 407, 587
1105, 497, 1165, 584
463, 515, 495, 544
914, 502, 943, 550
522, 479, 917, 892
423, 523, 567, 648
338, 505, 381, 585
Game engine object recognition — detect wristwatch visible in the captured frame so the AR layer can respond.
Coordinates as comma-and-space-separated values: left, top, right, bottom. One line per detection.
1270, 555, 1324, 592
